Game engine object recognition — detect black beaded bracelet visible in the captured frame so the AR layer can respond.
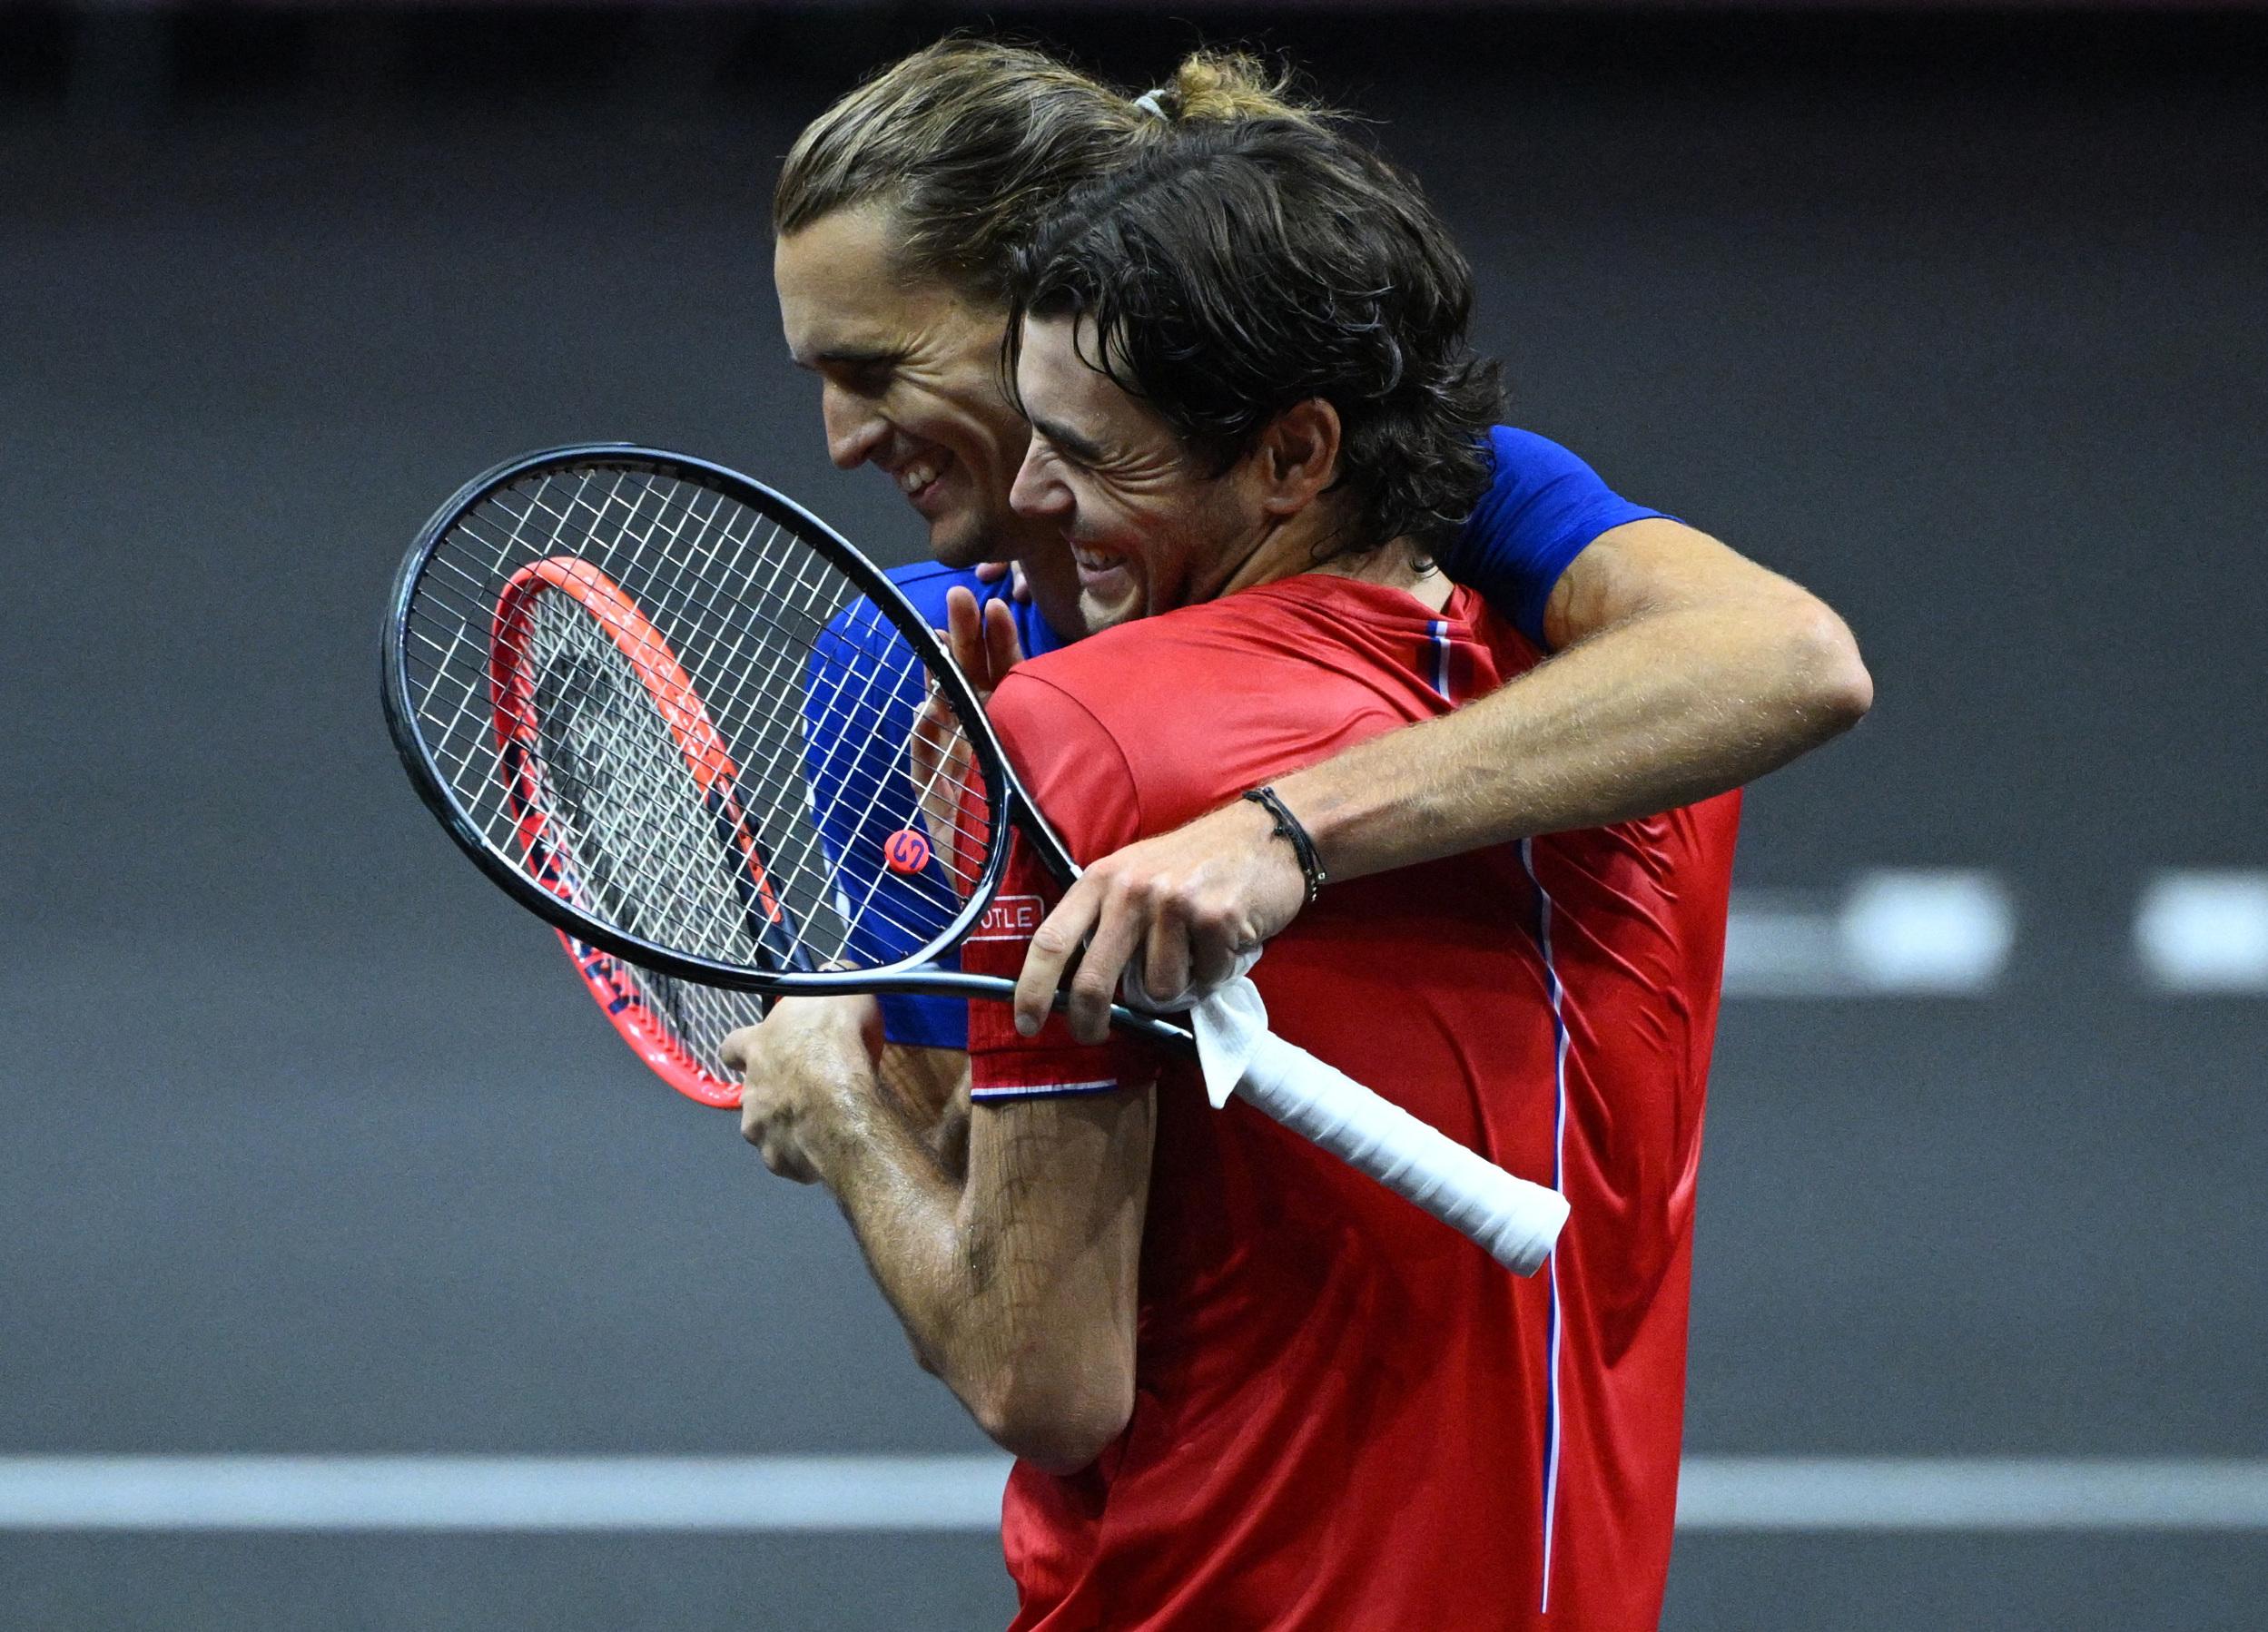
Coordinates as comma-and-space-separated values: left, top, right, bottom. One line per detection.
1242, 785, 1328, 906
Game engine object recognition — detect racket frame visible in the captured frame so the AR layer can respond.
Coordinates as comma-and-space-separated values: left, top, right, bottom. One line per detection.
380, 443, 1186, 1049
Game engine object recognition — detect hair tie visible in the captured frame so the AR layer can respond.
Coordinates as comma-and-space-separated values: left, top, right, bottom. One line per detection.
1132, 88, 1170, 121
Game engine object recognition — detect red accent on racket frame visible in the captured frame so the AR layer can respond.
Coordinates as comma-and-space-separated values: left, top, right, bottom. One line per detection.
558, 929, 743, 1109
488, 555, 780, 1108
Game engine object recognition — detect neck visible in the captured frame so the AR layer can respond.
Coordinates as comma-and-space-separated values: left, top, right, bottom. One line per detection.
1213, 512, 1451, 613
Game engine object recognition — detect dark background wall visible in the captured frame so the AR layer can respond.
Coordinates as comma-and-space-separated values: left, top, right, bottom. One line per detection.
2, 5, 2263, 1627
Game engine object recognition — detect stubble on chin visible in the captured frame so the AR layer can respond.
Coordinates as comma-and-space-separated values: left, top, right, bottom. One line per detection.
1077, 587, 1139, 636
924, 521, 991, 571
924, 503, 1021, 573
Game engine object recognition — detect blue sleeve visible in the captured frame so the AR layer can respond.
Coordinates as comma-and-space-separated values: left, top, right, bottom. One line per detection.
802, 565, 980, 1051
1441, 426, 1669, 649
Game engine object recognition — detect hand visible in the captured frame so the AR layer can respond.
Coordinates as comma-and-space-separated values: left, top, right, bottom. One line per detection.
720, 997, 884, 1185
941, 583, 1024, 702
1014, 796, 1308, 1043
909, 585, 1027, 881
971, 559, 1033, 605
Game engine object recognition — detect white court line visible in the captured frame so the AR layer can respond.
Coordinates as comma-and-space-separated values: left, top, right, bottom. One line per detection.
1677, 1458, 2268, 1531
0, 1456, 2263, 1532
0, 1456, 1009, 1533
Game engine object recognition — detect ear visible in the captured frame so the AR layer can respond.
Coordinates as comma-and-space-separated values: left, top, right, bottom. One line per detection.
1251, 398, 1343, 517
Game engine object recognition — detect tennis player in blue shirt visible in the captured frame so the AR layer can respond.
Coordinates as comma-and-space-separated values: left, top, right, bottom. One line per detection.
773, 40, 1872, 1064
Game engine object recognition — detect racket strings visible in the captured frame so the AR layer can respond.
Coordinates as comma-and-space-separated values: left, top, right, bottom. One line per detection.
398, 460, 1001, 996
469, 477, 969, 916
522, 591, 766, 963
412, 485, 967, 906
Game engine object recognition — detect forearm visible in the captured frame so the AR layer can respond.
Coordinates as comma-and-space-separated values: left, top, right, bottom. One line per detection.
797, 1067, 989, 1383
807, 1067, 1150, 1470
876, 1042, 970, 1181
1281, 592, 1870, 880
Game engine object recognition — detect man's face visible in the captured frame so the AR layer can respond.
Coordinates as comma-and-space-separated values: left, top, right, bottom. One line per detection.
1008, 313, 1263, 633
775, 207, 1032, 568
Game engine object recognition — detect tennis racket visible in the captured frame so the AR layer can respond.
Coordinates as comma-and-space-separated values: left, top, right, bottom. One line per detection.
381, 445, 1569, 1274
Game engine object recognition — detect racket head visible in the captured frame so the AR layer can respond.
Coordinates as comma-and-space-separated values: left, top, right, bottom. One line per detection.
382, 445, 1021, 996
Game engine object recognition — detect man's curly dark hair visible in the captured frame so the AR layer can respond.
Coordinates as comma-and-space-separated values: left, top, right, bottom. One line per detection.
1005, 114, 1503, 560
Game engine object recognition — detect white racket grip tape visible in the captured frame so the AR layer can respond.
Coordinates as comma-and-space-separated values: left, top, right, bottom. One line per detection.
1230, 1030, 1569, 1275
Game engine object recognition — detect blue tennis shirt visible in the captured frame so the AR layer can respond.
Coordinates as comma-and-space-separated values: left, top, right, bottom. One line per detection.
804, 426, 1663, 1048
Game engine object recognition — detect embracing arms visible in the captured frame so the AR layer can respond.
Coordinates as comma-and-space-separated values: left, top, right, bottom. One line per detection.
723, 1005, 1150, 1473
1018, 517, 1874, 1037
1284, 517, 1872, 869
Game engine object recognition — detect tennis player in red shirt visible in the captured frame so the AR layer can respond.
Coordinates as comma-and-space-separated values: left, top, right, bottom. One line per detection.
729, 115, 1737, 1628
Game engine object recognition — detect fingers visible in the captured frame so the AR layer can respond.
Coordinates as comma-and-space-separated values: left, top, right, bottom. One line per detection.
1063, 885, 1145, 1044
719, 1026, 754, 1080
762, 1135, 820, 1185
1137, 881, 1251, 1005
1014, 865, 1243, 1038
743, 1086, 817, 1183
1139, 894, 1192, 1008
1016, 877, 1101, 1037
729, 1000, 878, 1185
907, 693, 968, 880
1008, 560, 1032, 605
942, 585, 986, 689
982, 595, 1025, 680
1185, 906, 1247, 992
1015, 798, 1313, 1039
972, 561, 1009, 585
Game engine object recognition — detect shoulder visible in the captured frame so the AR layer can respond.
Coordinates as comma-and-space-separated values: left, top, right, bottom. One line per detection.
1449, 424, 1669, 646
991, 667, 1144, 860
995, 579, 1441, 833
1009, 581, 1372, 704
814, 559, 970, 650
847, 560, 1064, 657
1034, 576, 1461, 703
989, 600, 1299, 853
1472, 424, 1620, 510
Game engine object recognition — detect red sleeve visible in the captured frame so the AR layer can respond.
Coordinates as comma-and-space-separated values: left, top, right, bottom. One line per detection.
964, 673, 1145, 1105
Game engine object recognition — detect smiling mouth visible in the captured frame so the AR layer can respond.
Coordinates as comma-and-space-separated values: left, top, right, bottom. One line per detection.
1069, 543, 1130, 585
895, 456, 947, 503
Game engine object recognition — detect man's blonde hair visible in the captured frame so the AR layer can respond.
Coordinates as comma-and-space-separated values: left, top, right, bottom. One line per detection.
774, 38, 1320, 304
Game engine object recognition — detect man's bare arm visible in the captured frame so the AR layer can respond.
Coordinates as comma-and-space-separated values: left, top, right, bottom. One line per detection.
725, 1000, 1151, 1471
1022, 520, 1874, 1036
876, 1042, 971, 1181
1287, 518, 1872, 876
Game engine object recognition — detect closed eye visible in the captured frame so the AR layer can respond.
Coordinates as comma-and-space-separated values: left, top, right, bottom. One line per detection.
821, 350, 902, 393
1029, 415, 1109, 470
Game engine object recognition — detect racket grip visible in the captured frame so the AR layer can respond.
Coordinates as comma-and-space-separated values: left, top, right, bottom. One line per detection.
1232, 1030, 1568, 1275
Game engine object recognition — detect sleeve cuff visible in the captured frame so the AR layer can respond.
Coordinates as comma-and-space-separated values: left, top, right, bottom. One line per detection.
971, 1078, 1123, 1104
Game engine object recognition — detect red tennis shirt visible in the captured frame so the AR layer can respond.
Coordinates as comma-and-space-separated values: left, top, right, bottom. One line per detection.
962, 574, 1740, 1630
